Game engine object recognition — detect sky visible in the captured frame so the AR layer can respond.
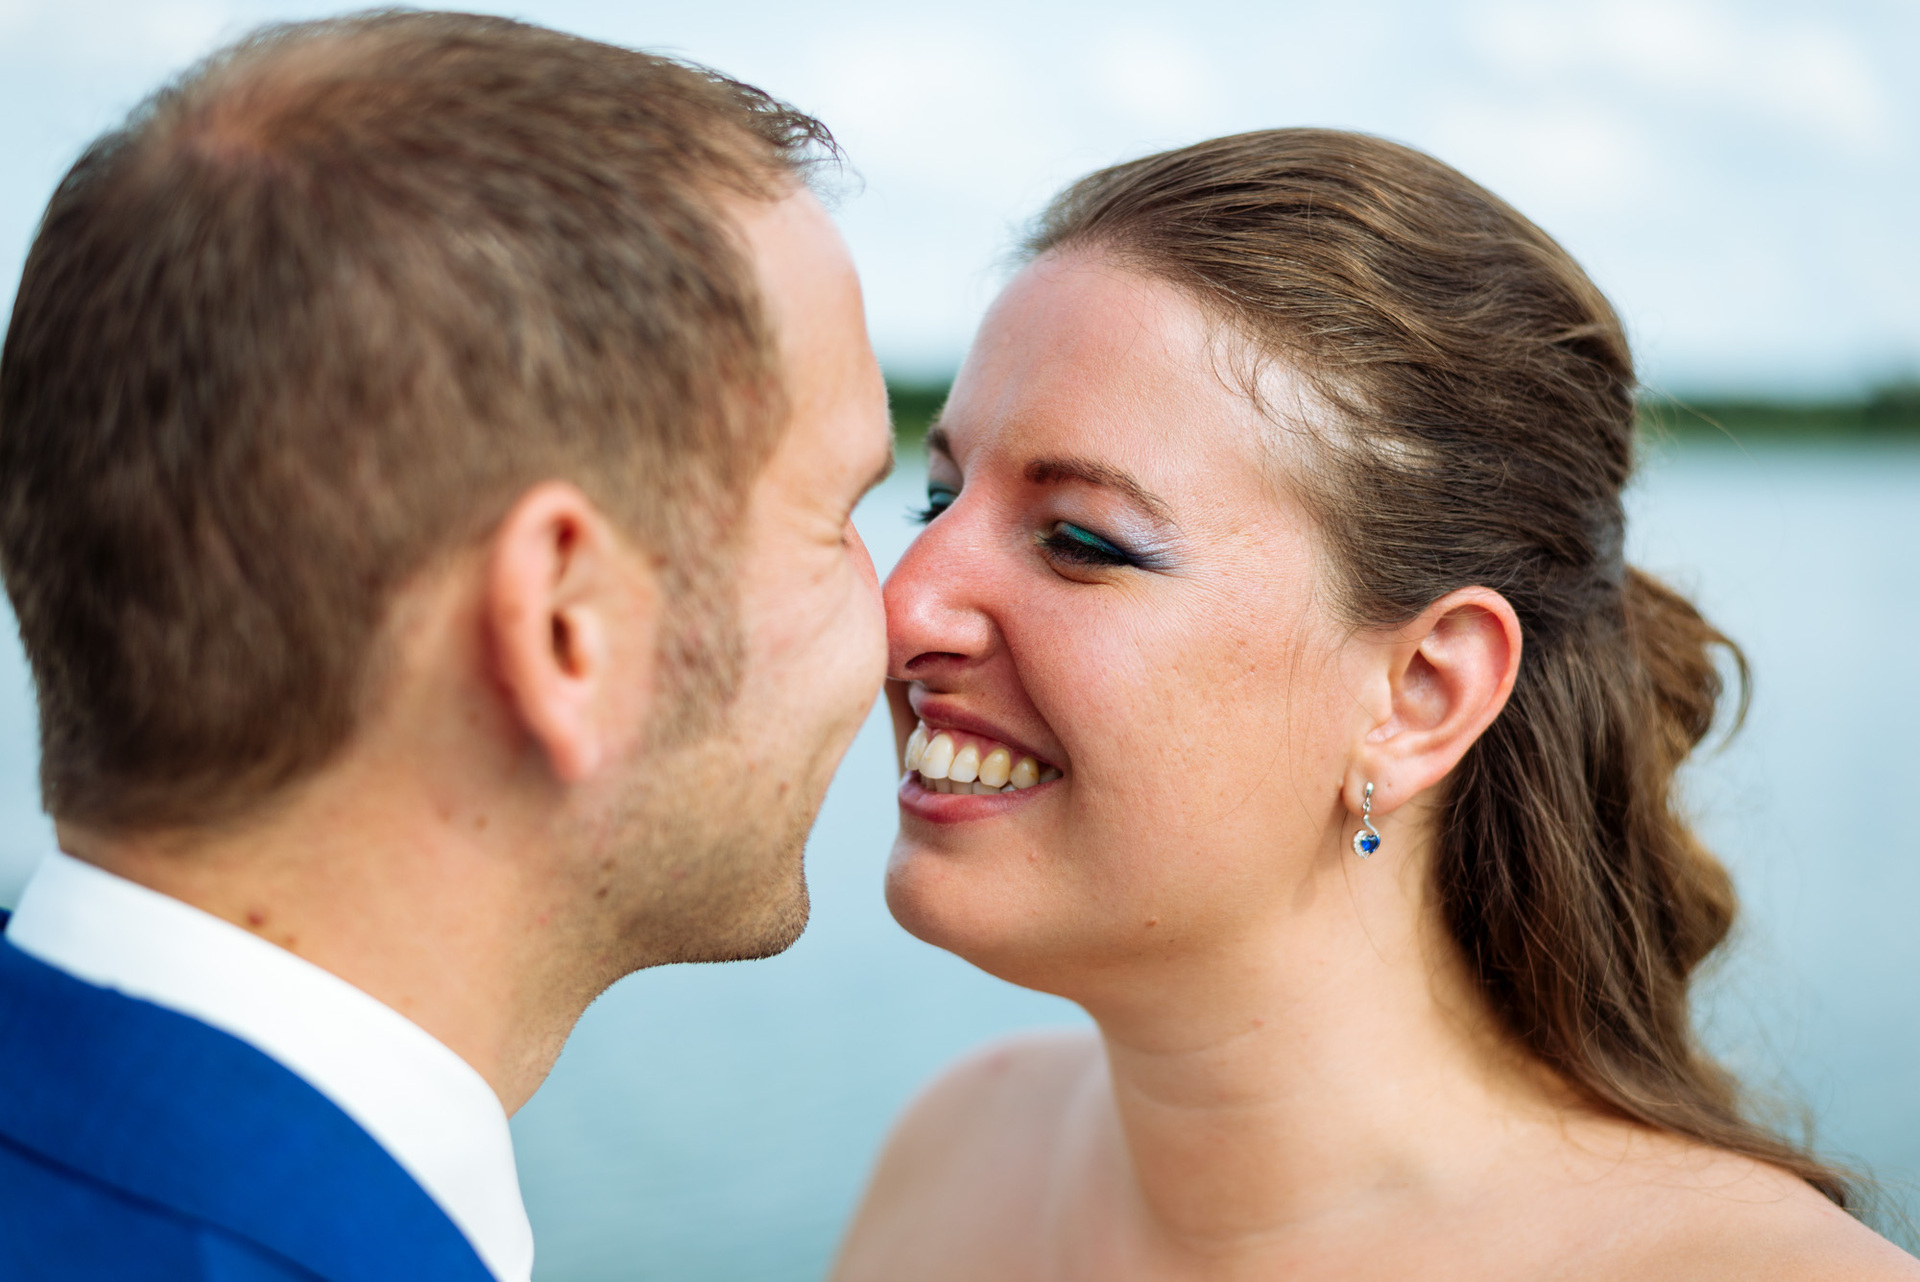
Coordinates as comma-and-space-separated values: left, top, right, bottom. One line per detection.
1, 0, 1915, 397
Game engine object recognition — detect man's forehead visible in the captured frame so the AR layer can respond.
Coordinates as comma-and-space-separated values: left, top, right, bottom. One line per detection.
735, 186, 886, 502
734, 185, 854, 312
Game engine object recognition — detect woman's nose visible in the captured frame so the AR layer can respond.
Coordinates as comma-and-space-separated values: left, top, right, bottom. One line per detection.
884, 507, 997, 683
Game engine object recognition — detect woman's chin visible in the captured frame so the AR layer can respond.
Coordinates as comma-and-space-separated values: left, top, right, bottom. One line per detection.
884, 838, 1082, 989
883, 840, 981, 951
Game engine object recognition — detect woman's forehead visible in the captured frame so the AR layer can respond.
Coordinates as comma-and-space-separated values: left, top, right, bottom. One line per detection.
966, 252, 1210, 395
939, 254, 1287, 503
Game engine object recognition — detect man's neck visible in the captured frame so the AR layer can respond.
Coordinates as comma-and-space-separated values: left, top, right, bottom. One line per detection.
57, 761, 591, 1114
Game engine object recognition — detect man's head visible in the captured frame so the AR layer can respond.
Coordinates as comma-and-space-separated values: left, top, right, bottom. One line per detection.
0, 13, 890, 968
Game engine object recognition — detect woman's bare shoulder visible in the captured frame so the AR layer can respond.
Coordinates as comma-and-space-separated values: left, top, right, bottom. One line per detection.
897, 1026, 1101, 1137
1657, 1172, 1918, 1280
1569, 1137, 1920, 1281
853, 1025, 1099, 1193
830, 1028, 1100, 1282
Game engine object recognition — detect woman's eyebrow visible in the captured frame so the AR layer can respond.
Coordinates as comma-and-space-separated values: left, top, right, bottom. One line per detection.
1025, 456, 1174, 523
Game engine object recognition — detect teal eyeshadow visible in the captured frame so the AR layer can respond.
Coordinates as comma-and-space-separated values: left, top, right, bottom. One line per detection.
1057, 523, 1125, 556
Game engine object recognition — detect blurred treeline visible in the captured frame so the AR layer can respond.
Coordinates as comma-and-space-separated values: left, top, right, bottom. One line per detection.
1644, 382, 1920, 440
887, 379, 1920, 448
887, 382, 949, 447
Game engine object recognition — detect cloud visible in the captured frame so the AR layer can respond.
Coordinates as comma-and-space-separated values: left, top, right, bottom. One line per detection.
1, 0, 245, 71
0, 0, 1912, 393
1469, 0, 1897, 155
1428, 96, 1656, 214
788, 22, 1066, 202
1089, 22, 1222, 136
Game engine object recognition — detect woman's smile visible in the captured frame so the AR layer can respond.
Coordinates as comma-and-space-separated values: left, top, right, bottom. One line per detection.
896, 715, 1063, 820
903, 721, 1061, 795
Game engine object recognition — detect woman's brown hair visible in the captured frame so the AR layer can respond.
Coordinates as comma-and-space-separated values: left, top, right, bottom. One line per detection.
1027, 128, 1853, 1207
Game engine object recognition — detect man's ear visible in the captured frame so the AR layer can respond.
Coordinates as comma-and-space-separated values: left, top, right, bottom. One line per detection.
1346, 587, 1522, 819
485, 482, 660, 783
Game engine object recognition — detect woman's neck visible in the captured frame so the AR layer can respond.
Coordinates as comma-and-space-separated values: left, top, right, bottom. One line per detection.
1070, 851, 1570, 1258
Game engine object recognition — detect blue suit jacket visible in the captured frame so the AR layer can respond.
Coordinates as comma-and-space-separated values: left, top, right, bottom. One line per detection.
0, 910, 496, 1281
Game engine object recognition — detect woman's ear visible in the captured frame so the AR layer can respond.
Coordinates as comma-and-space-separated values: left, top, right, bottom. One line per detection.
484, 482, 661, 782
1346, 587, 1521, 819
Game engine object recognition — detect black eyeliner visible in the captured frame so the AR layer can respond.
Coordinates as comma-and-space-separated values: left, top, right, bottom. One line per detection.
1038, 522, 1143, 569
911, 484, 960, 526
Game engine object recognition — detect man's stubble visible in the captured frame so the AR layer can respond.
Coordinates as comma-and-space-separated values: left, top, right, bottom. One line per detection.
600, 721, 817, 970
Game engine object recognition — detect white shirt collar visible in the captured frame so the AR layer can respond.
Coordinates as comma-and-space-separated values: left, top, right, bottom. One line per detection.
5, 851, 534, 1282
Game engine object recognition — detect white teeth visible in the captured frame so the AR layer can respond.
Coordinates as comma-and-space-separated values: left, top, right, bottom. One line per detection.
919, 733, 955, 780
978, 747, 1011, 788
948, 743, 980, 784
911, 729, 1058, 796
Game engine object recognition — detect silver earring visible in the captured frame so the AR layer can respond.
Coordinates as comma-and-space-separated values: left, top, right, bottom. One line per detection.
1351, 782, 1381, 858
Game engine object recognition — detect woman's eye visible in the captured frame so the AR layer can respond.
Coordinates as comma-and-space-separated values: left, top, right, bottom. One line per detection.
1039, 522, 1135, 568
911, 485, 959, 525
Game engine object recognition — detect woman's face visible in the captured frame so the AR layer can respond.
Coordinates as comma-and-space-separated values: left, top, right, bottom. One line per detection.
884, 250, 1379, 993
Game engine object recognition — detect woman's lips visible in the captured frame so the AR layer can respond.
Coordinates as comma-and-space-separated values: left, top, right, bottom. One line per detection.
894, 717, 1063, 822
897, 768, 1060, 822
905, 694, 1056, 771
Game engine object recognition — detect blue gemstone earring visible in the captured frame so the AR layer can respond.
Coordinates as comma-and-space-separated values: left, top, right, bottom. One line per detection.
1351, 782, 1381, 858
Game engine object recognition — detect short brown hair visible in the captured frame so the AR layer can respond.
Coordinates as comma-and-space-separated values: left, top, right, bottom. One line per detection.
1029, 130, 1854, 1207
0, 11, 835, 830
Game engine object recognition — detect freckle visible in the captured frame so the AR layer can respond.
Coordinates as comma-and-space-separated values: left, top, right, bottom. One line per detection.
282, 934, 298, 950
473, 815, 488, 832
437, 804, 454, 822
246, 910, 266, 929
595, 886, 609, 900
601, 858, 615, 872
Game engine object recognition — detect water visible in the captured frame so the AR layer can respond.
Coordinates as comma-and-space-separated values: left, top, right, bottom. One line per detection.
1, 438, 1916, 1276
1621, 437, 1920, 1212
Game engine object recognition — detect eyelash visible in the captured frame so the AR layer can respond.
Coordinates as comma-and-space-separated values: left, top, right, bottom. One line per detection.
912, 486, 1141, 570
909, 489, 956, 525
1039, 522, 1136, 568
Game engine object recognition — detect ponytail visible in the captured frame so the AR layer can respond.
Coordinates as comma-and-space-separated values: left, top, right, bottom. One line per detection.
1440, 568, 1850, 1206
